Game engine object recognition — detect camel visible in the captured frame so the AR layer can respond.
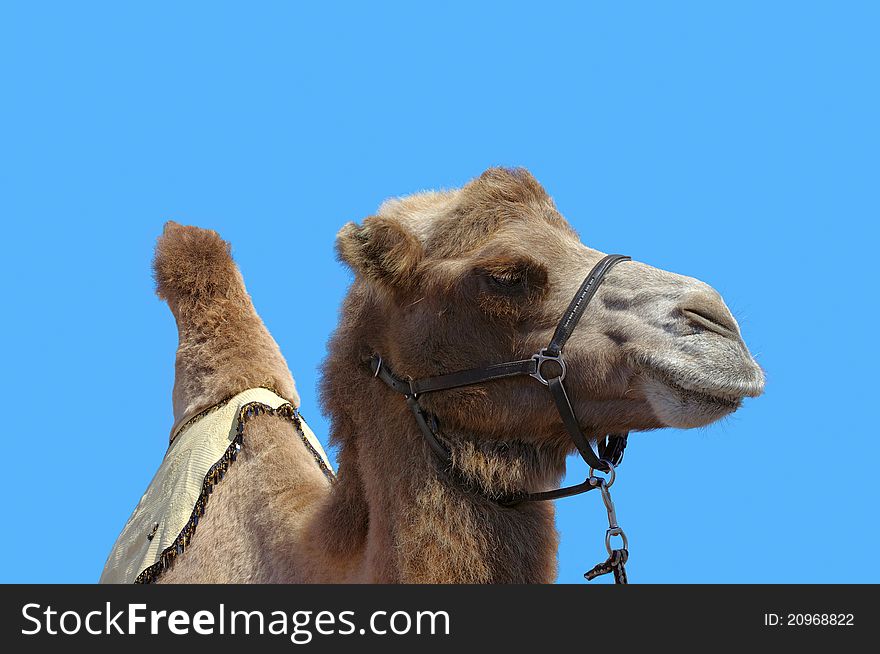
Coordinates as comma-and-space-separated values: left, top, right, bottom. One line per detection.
107, 167, 764, 583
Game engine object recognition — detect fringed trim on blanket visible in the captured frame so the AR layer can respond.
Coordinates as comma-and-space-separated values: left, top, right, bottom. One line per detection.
134, 399, 335, 584
169, 386, 287, 445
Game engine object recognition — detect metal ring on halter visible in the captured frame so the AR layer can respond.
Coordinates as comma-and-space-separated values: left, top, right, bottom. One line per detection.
589, 461, 616, 488
605, 527, 628, 556
372, 356, 382, 378
530, 349, 567, 386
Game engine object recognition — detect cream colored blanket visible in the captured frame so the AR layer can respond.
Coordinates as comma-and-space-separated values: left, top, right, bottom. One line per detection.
99, 388, 333, 584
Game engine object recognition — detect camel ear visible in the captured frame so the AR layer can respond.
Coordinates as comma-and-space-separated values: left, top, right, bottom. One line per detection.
336, 215, 423, 289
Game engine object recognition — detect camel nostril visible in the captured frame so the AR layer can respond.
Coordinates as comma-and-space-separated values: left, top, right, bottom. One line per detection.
680, 306, 740, 339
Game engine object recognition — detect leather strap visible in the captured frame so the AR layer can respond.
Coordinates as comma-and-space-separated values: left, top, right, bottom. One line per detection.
405, 395, 452, 464
411, 358, 537, 395
546, 254, 631, 356
372, 355, 538, 396
547, 377, 607, 470
500, 476, 601, 506
598, 433, 628, 467
371, 356, 412, 395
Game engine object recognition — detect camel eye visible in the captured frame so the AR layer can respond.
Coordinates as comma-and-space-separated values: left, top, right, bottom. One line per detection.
487, 271, 526, 291
475, 259, 544, 300
475, 261, 546, 316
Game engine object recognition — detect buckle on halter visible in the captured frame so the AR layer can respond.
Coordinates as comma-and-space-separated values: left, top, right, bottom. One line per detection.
605, 527, 629, 557
530, 349, 567, 385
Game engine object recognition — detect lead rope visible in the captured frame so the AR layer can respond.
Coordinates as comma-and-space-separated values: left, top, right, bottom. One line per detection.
583, 463, 629, 584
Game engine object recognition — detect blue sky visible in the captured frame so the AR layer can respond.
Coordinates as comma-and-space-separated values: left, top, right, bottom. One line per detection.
0, 2, 876, 583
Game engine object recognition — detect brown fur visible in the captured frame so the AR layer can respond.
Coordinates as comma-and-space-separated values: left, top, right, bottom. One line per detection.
153, 222, 299, 425
140, 168, 763, 584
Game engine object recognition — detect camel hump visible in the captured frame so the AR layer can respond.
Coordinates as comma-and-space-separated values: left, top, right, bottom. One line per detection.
153, 221, 241, 305
152, 221, 301, 424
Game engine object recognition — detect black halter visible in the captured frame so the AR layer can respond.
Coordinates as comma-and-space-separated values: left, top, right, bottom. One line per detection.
370, 254, 632, 506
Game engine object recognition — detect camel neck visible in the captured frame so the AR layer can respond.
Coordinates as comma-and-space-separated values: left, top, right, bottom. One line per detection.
316, 400, 567, 583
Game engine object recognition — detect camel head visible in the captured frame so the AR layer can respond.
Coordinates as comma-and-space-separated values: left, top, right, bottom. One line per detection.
334, 167, 764, 456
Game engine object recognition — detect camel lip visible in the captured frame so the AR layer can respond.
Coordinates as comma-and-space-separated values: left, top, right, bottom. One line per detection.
642, 366, 763, 405
653, 374, 744, 409
632, 339, 766, 404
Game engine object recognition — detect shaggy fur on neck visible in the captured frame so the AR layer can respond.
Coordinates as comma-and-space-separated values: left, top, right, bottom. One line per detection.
315, 279, 566, 583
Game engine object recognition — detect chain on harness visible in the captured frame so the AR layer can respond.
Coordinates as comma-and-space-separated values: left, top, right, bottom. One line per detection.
370, 254, 632, 583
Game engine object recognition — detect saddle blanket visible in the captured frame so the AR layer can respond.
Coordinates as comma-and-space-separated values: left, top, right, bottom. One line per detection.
99, 387, 333, 584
